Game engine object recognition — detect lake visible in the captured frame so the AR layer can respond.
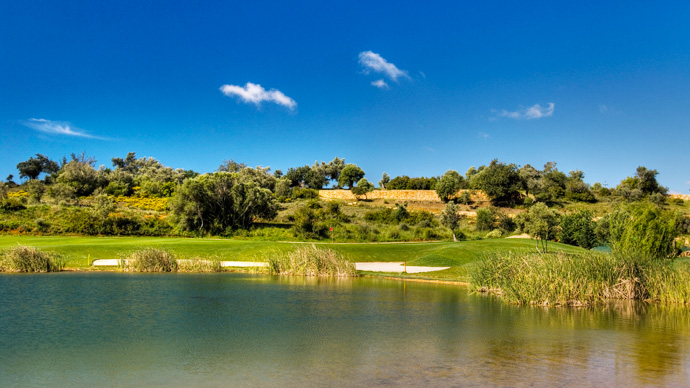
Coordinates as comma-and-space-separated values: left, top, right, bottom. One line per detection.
1, 273, 689, 387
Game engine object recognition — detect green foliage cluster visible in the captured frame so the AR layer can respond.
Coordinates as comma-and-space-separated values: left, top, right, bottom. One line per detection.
514, 202, 560, 252
605, 201, 679, 260
119, 248, 178, 272
559, 210, 597, 249
386, 175, 438, 190
0, 245, 65, 272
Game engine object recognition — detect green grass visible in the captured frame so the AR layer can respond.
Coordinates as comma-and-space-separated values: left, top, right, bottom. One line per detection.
0, 235, 587, 281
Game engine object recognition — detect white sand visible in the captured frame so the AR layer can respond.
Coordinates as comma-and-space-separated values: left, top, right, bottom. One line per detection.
92, 259, 448, 273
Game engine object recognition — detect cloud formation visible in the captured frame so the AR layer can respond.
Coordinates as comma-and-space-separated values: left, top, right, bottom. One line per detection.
358, 51, 409, 82
220, 82, 296, 110
371, 79, 389, 89
497, 103, 555, 120
21, 118, 99, 138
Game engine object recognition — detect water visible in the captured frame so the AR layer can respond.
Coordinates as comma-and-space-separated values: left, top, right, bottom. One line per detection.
1, 273, 689, 387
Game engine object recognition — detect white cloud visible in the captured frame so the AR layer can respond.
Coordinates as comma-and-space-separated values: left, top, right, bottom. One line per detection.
358, 51, 409, 82
371, 79, 389, 89
219, 82, 296, 110
478, 132, 490, 139
424, 146, 436, 152
497, 103, 555, 120
599, 104, 609, 113
21, 118, 99, 138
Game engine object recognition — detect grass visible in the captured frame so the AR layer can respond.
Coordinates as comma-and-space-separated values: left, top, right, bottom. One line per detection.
265, 246, 356, 277
470, 251, 690, 306
119, 248, 178, 272
0, 245, 65, 272
0, 235, 588, 280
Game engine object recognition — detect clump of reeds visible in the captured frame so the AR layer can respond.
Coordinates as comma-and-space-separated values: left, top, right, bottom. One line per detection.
642, 261, 690, 304
0, 245, 65, 272
119, 248, 178, 272
470, 251, 661, 306
266, 246, 357, 277
177, 257, 222, 273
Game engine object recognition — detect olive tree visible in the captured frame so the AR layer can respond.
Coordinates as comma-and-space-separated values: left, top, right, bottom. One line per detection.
435, 170, 462, 202
338, 164, 365, 189
514, 202, 560, 253
170, 172, 277, 235
441, 202, 462, 241
351, 178, 374, 199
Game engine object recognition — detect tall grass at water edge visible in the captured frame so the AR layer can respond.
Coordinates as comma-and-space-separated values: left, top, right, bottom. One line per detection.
119, 248, 223, 272
0, 245, 65, 272
266, 246, 357, 277
470, 251, 690, 306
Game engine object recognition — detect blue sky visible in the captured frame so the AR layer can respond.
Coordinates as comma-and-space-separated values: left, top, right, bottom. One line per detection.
1, 1, 689, 192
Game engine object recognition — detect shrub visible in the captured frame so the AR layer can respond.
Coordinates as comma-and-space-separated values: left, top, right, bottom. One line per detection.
177, 257, 222, 272
475, 208, 494, 231
120, 248, 178, 272
0, 246, 65, 272
266, 246, 356, 277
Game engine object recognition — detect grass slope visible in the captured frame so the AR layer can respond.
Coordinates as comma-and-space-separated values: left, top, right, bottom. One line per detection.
0, 235, 588, 281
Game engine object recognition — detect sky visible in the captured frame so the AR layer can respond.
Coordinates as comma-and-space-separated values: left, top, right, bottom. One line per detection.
1, 1, 689, 192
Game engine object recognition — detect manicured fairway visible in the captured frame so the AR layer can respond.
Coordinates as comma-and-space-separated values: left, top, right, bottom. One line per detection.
0, 235, 587, 281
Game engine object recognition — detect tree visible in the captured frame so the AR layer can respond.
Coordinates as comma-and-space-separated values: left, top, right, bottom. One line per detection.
472, 159, 522, 204
475, 208, 494, 231
170, 172, 277, 234
515, 202, 560, 253
518, 164, 540, 196
217, 159, 247, 173
16, 154, 59, 181
56, 157, 102, 196
559, 210, 597, 249
565, 170, 596, 202
441, 202, 462, 241
435, 170, 463, 202
379, 172, 390, 189
338, 164, 365, 189
535, 162, 567, 203
324, 157, 346, 182
351, 178, 374, 199
607, 201, 678, 260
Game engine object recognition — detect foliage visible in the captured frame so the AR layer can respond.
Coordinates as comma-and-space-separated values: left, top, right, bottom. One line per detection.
0, 245, 65, 272
386, 175, 438, 190
559, 210, 597, 249
470, 159, 522, 204
291, 187, 319, 200
351, 178, 374, 199
170, 172, 277, 234
441, 202, 461, 241
607, 201, 679, 260
24, 180, 46, 203
379, 172, 390, 189
514, 202, 560, 252
16, 154, 59, 181
475, 208, 494, 231
266, 246, 356, 277
337, 164, 365, 189
614, 166, 667, 201
120, 248, 178, 272
292, 206, 328, 240
435, 170, 462, 202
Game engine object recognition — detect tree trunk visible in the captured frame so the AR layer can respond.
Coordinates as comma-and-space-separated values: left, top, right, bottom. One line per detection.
452, 231, 457, 242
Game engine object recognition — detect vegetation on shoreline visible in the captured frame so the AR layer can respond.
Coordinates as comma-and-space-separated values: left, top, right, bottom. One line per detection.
470, 251, 690, 306
265, 246, 356, 277
0, 245, 65, 272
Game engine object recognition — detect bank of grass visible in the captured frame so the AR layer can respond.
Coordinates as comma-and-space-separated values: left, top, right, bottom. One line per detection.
470, 251, 690, 306
0, 235, 586, 281
266, 246, 356, 277
0, 245, 65, 272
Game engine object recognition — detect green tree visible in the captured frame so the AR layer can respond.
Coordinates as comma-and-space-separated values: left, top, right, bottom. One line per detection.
475, 208, 494, 231
351, 178, 374, 199
435, 170, 462, 202
559, 210, 597, 249
379, 172, 390, 189
565, 170, 596, 202
441, 202, 462, 241
607, 201, 678, 260
472, 160, 522, 204
518, 164, 540, 196
515, 202, 560, 253
338, 164, 365, 189
170, 172, 277, 234
16, 154, 59, 181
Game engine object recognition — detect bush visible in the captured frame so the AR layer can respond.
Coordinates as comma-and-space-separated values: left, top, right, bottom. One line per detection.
475, 208, 494, 231
291, 187, 319, 200
0, 246, 65, 272
120, 248, 178, 272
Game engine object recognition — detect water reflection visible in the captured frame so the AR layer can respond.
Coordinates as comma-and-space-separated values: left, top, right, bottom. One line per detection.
0, 273, 689, 387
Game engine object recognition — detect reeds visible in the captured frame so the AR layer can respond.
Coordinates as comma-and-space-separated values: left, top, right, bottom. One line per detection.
470, 251, 690, 306
266, 246, 357, 277
119, 248, 223, 272
177, 257, 222, 272
119, 248, 178, 272
0, 245, 65, 272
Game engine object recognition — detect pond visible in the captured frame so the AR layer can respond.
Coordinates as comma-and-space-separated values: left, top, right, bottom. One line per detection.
1, 273, 689, 387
